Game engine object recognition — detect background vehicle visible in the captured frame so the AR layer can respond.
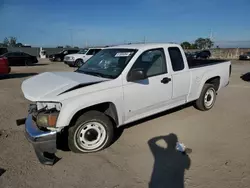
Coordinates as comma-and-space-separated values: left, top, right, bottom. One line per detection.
187, 50, 211, 59
0, 47, 8, 56
64, 48, 103, 67
21, 43, 231, 165
0, 56, 10, 75
49, 49, 79, 62
1, 52, 38, 66
239, 52, 250, 60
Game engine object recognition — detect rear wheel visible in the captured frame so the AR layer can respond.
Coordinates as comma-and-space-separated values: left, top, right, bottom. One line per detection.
68, 111, 114, 153
24, 59, 33, 66
195, 84, 216, 111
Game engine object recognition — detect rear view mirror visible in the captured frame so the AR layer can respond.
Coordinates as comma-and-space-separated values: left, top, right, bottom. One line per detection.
127, 69, 146, 82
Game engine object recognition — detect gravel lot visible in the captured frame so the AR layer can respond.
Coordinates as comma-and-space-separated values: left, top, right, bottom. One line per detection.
0, 59, 250, 188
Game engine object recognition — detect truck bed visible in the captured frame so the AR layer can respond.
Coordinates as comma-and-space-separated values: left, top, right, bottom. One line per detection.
187, 58, 228, 69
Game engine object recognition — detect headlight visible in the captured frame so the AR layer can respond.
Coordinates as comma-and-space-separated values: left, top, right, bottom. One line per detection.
37, 111, 59, 127
69, 56, 75, 60
34, 102, 61, 127
36, 102, 62, 111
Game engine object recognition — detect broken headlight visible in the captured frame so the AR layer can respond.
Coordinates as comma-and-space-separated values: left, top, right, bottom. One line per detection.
36, 111, 59, 127
34, 102, 62, 127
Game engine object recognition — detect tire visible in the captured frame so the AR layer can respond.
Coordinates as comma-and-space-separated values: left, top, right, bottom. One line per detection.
195, 84, 216, 111
24, 59, 33, 66
75, 59, 83, 67
68, 111, 114, 153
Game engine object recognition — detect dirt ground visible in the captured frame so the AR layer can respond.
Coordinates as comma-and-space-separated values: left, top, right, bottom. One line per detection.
0, 59, 250, 188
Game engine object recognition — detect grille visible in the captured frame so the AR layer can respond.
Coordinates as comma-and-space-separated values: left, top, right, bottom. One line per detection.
64, 56, 70, 61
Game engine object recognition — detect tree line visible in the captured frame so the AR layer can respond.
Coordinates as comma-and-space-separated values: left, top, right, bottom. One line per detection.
0, 37, 25, 47
0, 36, 214, 50
181, 38, 214, 50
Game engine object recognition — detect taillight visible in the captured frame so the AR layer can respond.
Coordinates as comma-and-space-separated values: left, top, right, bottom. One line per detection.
0, 57, 8, 66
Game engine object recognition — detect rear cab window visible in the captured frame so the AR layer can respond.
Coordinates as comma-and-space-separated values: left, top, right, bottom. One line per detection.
168, 47, 185, 72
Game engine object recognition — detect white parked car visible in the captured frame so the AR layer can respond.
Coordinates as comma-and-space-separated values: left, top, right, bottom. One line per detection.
20, 43, 231, 165
64, 47, 103, 67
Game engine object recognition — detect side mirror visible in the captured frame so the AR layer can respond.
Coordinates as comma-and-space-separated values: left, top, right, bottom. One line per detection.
127, 69, 146, 82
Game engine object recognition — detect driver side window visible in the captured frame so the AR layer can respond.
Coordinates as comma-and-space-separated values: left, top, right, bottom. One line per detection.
130, 48, 167, 78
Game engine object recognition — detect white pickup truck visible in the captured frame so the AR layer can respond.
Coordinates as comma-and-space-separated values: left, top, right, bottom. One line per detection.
20, 43, 231, 165
64, 47, 103, 67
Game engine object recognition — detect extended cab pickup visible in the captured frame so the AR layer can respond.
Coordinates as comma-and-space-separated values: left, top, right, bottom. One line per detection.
20, 43, 231, 164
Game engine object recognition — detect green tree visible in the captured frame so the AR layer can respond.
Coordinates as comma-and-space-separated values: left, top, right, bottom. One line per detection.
3, 36, 18, 47
9, 36, 17, 47
3, 37, 9, 46
181, 42, 191, 49
190, 43, 198, 49
194, 38, 214, 49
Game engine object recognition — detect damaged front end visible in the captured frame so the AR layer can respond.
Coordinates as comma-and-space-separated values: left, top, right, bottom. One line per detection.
17, 102, 62, 165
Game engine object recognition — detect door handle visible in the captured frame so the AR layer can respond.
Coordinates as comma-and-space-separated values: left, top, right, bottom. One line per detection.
161, 77, 171, 84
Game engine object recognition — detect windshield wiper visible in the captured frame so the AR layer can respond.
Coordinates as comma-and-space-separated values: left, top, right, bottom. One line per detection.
77, 70, 114, 79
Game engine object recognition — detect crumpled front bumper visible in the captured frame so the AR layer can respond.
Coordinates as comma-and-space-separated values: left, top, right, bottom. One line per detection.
25, 114, 58, 165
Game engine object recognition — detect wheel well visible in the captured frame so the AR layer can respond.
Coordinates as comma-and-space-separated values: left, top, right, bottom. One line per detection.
205, 76, 220, 91
75, 58, 83, 62
69, 102, 118, 127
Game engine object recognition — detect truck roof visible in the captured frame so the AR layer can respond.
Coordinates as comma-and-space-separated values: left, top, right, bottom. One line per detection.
106, 43, 181, 50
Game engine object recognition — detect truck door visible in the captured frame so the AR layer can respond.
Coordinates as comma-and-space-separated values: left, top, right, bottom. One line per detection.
123, 48, 173, 123
167, 47, 191, 103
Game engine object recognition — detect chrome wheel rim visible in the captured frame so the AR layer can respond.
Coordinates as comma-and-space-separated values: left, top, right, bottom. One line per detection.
204, 88, 215, 108
75, 122, 107, 150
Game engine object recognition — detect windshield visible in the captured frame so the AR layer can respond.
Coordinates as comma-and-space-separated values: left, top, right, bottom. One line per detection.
76, 48, 137, 79
77, 49, 89, 54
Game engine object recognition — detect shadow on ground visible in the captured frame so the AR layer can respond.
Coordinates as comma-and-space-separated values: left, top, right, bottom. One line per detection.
0, 168, 6, 177
0, 73, 38, 80
241, 72, 250, 82
148, 133, 191, 188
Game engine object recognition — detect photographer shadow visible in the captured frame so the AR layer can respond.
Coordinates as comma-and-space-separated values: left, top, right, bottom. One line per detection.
148, 133, 191, 188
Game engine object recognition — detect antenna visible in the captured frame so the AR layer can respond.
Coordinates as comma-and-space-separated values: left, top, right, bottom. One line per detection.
209, 29, 213, 40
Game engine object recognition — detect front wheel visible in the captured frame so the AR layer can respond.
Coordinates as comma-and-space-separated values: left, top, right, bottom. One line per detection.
68, 111, 114, 153
195, 84, 216, 111
75, 59, 84, 67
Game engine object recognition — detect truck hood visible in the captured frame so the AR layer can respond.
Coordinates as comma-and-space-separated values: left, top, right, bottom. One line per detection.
21, 72, 109, 101
66, 54, 85, 58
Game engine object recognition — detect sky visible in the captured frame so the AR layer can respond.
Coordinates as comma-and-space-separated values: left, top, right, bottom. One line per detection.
0, 0, 250, 47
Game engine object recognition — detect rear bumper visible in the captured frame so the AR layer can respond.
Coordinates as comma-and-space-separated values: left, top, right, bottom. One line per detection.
25, 114, 58, 165
239, 56, 250, 60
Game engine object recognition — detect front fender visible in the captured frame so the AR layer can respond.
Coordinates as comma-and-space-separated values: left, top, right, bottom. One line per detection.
55, 87, 124, 128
